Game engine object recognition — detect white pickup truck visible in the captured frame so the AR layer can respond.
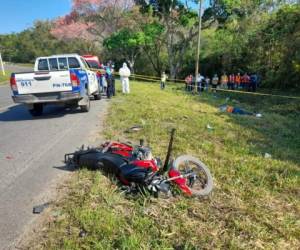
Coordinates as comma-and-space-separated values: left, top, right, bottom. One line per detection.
10, 54, 101, 116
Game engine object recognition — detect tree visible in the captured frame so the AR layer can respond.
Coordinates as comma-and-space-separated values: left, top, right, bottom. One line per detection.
51, 0, 135, 42
137, 0, 199, 78
104, 28, 144, 74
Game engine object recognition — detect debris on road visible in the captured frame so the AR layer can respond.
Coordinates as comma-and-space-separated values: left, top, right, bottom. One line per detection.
33, 202, 50, 214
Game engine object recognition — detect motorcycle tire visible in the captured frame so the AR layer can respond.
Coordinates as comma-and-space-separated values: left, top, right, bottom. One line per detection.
172, 155, 213, 197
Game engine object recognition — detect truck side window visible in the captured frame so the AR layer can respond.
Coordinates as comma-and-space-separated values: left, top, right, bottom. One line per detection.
49, 58, 59, 70
38, 59, 49, 71
68, 57, 80, 69
58, 58, 68, 70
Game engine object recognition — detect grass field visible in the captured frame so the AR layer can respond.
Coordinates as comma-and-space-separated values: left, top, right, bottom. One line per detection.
29, 82, 300, 249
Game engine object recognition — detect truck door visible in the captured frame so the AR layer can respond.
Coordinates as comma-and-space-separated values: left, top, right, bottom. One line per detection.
79, 57, 98, 95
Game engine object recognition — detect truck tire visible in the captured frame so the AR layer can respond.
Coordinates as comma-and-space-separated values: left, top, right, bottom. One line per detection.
80, 96, 90, 112
29, 103, 43, 116
93, 93, 101, 100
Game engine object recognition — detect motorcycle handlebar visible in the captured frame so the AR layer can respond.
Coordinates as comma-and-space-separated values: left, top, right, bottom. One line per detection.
162, 128, 176, 173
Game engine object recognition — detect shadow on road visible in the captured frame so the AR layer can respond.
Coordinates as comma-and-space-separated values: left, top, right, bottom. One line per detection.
0, 104, 84, 122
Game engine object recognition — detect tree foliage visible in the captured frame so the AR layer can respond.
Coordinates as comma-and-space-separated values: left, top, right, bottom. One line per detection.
0, 21, 100, 63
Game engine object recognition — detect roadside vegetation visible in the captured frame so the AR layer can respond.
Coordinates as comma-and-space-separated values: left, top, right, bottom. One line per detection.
29, 81, 300, 249
0, 71, 11, 84
1, 1, 300, 89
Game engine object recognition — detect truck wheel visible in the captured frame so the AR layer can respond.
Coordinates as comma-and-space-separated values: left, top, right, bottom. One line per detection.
80, 96, 90, 112
93, 93, 101, 100
29, 104, 43, 116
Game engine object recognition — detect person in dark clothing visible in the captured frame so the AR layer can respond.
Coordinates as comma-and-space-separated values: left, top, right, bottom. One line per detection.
106, 76, 113, 99
250, 73, 258, 92
105, 65, 114, 98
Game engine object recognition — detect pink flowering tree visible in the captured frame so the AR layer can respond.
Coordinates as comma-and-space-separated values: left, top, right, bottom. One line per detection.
51, 0, 135, 41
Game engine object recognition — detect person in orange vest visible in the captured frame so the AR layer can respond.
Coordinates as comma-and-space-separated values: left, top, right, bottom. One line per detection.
229, 73, 235, 90
235, 73, 241, 89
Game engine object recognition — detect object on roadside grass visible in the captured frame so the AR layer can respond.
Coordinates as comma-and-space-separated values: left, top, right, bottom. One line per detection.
225, 97, 230, 102
219, 104, 261, 117
33, 202, 50, 214
264, 153, 272, 159
256, 113, 263, 118
206, 124, 213, 130
64, 129, 214, 198
79, 229, 87, 238
125, 125, 143, 133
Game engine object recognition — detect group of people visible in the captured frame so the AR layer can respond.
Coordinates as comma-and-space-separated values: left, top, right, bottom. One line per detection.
98, 62, 131, 98
185, 72, 260, 92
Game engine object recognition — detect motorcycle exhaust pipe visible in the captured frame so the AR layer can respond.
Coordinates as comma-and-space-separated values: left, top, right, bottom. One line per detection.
162, 128, 176, 173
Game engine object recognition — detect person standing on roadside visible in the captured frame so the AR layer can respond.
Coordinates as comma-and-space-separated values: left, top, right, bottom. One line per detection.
196, 73, 204, 92
160, 72, 168, 90
244, 73, 251, 91
250, 73, 258, 92
185, 74, 192, 91
212, 74, 219, 92
235, 73, 241, 89
119, 62, 131, 94
221, 73, 228, 89
105, 64, 113, 99
205, 76, 210, 91
229, 73, 235, 90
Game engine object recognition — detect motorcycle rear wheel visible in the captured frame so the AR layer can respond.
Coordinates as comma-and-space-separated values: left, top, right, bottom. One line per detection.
172, 155, 213, 197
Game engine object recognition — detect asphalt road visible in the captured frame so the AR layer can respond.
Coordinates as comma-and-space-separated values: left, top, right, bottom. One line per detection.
3, 63, 34, 73
0, 73, 108, 249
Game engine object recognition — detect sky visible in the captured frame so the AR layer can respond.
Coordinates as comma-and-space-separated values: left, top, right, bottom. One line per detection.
0, 0, 209, 34
0, 0, 71, 34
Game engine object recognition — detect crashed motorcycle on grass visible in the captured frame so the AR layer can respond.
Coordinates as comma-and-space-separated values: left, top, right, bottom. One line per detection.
65, 129, 213, 197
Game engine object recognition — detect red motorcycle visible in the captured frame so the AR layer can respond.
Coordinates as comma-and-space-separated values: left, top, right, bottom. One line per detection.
65, 129, 213, 197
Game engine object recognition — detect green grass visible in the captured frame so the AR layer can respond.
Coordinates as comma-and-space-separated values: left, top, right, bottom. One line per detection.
0, 71, 11, 84
29, 82, 300, 249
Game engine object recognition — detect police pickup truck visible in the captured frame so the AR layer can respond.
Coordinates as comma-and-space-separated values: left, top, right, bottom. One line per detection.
10, 54, 101, 116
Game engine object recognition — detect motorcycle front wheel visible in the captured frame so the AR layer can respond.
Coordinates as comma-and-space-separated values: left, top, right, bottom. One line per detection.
172, 155, 213, 197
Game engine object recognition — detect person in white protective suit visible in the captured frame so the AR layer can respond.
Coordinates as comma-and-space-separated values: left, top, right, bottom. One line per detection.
119, 62, 131, 94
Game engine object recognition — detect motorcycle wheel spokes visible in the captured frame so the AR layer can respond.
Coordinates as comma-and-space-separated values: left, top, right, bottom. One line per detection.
173, 155, 213, 197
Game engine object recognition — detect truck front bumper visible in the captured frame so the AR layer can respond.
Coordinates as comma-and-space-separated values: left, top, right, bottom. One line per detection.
12, 92, 81, 104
